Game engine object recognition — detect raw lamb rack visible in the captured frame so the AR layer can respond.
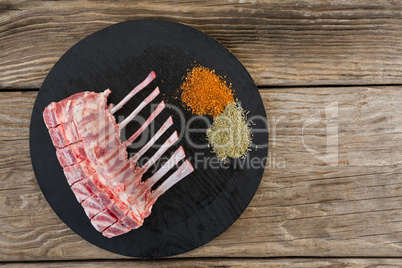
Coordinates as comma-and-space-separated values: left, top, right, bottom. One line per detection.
43, 71, 194, 238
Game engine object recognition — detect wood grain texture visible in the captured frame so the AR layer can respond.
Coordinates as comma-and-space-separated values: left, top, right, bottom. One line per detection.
0, 87, 401, 261
1, 0, 402, 89
4, 258, 402, 267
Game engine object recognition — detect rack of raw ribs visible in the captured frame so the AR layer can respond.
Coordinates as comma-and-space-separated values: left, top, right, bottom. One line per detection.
43, 72, 194, 238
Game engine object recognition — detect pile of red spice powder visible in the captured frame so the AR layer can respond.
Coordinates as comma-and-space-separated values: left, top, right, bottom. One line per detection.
181, 66, 234, 118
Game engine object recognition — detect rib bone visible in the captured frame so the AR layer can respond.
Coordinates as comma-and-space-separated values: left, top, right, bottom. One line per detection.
142, 146, 186, 193
131, 116, 173, 163
110, 71, 156, 114
119, 87, 160, 130
124, 101, 165, 147
136, 131, 179, 175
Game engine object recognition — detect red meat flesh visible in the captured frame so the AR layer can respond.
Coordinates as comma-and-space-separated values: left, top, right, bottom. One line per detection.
81, 196, 104, 219
91, 208, 118, 232
63, 160, 96, 186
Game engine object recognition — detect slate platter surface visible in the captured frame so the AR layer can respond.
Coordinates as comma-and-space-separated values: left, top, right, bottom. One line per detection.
29, 19, 268, 258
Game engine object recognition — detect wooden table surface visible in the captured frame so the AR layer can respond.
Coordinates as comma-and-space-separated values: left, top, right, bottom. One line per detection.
1, 1, 402, 266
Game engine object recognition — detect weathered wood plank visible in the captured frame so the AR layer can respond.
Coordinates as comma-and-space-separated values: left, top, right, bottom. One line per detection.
1, 0, 402, 89
0, 87, 401, 260
3, 258, 402, 267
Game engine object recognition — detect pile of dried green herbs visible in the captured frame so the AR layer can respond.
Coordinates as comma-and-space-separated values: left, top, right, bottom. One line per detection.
206, 102, 252, 161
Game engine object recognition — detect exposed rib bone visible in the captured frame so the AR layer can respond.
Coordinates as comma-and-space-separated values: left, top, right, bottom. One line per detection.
137, 131, 179, 175
131, 116, 173, 163
143, 146, 186, 191
124, 145, 185, 207
146, 160, 194, 212
123, 101, 165, 147
118, 87, 160, 130
110, 71, 156, 115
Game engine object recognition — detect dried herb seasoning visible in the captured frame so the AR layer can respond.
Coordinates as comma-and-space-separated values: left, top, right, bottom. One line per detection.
206, 102, 252, 161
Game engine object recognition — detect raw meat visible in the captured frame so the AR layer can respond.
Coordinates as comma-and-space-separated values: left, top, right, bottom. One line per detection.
43, 71, 194, 238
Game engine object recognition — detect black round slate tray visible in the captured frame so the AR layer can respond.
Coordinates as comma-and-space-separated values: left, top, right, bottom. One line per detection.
29, 19, 268, 258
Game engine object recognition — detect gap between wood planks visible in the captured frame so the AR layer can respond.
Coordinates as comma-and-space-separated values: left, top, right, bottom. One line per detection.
2, 83, 402, 92
2, 257, 402, 266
